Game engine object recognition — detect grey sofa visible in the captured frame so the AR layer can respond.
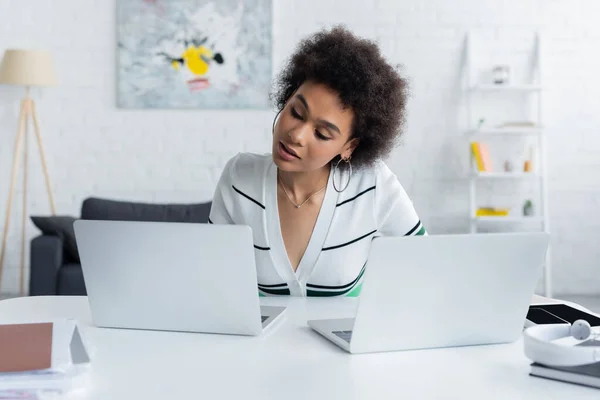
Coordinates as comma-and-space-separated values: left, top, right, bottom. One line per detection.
29, 197, 212, 296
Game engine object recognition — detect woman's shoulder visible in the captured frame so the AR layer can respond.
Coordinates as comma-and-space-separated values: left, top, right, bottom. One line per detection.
349, 159, 412, 206
226, 151, 271, 168
350, 159, 398, 188
220, 152, 272, 183
351, 160, 421, 233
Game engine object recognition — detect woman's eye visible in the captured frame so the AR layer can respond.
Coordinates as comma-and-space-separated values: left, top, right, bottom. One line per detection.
315, 130, 330, 141
291, 107, 302, 120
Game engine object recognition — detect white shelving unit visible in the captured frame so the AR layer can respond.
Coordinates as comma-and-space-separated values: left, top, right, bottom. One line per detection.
465, 31, 552, 297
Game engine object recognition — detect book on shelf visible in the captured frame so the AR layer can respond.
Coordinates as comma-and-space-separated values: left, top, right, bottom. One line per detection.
471, 142, 492, 172
476, 207, 509, 217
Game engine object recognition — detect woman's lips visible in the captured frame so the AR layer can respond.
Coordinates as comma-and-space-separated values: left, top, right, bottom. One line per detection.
278, 142, 300, 160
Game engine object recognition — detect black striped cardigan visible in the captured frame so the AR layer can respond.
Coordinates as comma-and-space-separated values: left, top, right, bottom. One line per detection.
209, 152, 426, 297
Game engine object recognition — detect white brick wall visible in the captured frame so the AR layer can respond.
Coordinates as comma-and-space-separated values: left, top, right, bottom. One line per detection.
1, 0, 599, 295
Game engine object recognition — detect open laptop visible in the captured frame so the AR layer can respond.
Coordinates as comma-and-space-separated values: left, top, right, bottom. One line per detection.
73, 220, 285, 336
308, 232, 549, 354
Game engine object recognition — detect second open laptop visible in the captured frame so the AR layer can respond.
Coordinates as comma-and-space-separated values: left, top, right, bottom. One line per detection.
308, 232, 550, 354
73, 220, 285, 336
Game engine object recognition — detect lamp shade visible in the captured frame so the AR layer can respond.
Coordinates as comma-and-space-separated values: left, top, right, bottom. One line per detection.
0, 49, 58, 86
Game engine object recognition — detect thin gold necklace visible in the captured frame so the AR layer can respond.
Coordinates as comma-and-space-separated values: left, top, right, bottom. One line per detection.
278, 174, 327, 209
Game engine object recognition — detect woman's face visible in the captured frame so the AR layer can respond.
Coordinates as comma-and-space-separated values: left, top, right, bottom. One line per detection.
272, 81, 357, 173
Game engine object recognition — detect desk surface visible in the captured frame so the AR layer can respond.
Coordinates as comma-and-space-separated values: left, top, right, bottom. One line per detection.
0, 295, 597, 399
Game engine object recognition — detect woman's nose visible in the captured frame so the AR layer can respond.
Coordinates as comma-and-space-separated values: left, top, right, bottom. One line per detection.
288, 124, 311, 145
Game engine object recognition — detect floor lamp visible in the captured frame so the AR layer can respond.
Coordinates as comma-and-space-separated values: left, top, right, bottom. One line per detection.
0, 49, 58, 295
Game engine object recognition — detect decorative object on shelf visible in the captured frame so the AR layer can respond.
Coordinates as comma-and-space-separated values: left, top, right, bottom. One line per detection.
523, 199, 534, 216
478, 118, 486, 129
471, 142, 493, 172
492, 65, 510, 84
116, 0, 273, 109
0, 49, 58, 295
504, 160, 514, 172
523, 146, 534, 172
476, 207, 510, 217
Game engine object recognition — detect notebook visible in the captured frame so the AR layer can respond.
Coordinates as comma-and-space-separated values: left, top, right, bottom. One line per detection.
0, 323, 53, 373
0, 320, 90, 394
530, 340, 600, 390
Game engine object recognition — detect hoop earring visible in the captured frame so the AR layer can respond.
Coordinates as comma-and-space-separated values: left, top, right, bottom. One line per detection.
272, 108, 283, 136
333, 157, 352, 193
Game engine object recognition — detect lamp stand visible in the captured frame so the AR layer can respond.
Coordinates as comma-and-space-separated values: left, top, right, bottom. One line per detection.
0, 88, 56, 295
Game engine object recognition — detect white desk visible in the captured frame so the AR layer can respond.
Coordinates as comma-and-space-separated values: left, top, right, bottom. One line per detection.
0, 295, 597, 399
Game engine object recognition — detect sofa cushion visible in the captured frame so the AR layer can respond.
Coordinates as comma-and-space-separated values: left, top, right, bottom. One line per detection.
30, 215, 80, 262
81, 197, 212, 224
57, 263, 87, 295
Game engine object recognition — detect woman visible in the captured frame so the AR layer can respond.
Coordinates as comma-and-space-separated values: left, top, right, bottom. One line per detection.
209, 26, 426, 297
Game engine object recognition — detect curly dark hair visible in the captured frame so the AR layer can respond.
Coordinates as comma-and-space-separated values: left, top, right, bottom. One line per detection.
271, 25, 409, 169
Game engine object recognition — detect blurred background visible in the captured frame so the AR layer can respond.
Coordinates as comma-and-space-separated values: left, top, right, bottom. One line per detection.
0, 0, 598, 309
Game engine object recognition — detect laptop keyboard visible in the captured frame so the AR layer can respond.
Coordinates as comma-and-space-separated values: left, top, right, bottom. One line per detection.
333, 330, 353, 343
261, 315, 269, 323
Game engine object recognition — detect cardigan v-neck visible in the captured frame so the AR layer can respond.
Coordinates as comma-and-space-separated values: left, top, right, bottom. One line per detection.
209, 152, 427, 297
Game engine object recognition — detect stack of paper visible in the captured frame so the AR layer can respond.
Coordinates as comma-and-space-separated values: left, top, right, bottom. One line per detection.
0, 320, 90, 398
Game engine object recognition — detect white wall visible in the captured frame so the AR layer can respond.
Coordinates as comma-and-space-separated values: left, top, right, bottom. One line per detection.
1, 0, 599, 295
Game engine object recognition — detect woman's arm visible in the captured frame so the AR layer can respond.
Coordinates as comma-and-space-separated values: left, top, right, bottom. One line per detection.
375, 164, 427, 237
378, 198, 427, 237
208, 156, 237, 225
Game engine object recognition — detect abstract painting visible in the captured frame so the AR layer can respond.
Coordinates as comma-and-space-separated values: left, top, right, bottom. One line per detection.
117, 0, 272, 109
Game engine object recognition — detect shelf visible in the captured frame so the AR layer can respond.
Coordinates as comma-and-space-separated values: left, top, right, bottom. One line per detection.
472, 172, 540, 179
468, 127, 542, 136
465, 31, 551, 297
473, 216, 544, 223
469, 84, 542, 92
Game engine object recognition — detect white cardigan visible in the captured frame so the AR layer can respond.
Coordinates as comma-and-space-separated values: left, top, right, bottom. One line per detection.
209, 152, 426, 297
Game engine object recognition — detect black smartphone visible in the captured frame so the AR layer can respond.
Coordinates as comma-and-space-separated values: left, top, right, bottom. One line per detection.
527, 304, 600, 326
527, 307, 569, 324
